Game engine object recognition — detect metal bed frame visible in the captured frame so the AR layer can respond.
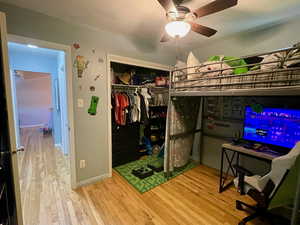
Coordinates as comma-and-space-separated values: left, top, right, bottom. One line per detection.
164, 45, 300, 225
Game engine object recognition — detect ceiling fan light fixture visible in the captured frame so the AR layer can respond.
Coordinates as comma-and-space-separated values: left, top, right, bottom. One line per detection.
165, 21, 191, 38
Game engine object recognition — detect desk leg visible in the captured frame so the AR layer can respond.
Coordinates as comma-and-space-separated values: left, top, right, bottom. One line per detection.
219, 148, 224, 193
235, 153, 240, 177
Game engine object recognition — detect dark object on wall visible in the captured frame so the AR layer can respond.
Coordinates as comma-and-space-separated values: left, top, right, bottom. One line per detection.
89, 86, 95, 92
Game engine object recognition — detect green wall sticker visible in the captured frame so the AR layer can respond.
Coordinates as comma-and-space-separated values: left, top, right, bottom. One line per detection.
88, 96, 99, 115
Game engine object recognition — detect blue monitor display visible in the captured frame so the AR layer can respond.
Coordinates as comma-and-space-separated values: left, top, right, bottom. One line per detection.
243, 106, 300, 149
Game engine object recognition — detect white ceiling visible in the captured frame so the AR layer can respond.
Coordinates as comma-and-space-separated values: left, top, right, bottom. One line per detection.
8, 42, 61, 58
2, 0, 300, 50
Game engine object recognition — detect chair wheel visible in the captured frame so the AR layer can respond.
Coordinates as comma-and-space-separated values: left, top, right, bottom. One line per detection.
236, 201, 243, 210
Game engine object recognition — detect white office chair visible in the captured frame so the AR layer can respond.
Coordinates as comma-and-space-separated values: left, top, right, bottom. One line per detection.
234, 141, 300, 195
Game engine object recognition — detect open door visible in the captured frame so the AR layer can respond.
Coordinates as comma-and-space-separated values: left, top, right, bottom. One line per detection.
0, 12, 23, 225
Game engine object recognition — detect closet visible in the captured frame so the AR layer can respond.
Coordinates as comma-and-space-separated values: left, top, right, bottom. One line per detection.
110, 61, 169, 168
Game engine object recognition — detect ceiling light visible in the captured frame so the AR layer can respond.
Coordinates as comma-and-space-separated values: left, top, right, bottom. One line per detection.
27, 44, 38, 48
165, 21, 191, 38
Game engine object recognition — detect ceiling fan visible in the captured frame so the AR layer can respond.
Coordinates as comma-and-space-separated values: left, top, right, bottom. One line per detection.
157, 0, 238, 42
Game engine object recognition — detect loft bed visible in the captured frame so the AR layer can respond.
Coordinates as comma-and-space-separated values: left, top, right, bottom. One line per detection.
164, 43, 300, 181
170, 44, 300, 96
163, 44, 300, 223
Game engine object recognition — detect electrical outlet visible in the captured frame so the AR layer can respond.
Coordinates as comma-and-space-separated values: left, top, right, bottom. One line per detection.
80, 160, 86, 168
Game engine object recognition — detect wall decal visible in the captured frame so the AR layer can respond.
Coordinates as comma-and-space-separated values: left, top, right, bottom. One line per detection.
89, 86, 95, 92
73, 43, 80, 50
94, 74, 101, 81
88, 96, 99, 115
74, 55, 89, 78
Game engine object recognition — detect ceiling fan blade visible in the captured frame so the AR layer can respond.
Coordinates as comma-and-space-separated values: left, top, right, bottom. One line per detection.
194, 0, 238, 18
189, 22, 217, 37
160, 33, 171, 42
157, 0, 176, 12
173, 0, 192, 5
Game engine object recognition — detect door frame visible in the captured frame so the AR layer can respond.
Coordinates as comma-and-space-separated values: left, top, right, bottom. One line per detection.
8, 34, 77, 189
0, 12, 23, 225
106, 54, 170, 176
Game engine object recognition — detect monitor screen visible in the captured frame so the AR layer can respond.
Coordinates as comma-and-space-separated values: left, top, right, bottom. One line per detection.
243, 106, 300, 149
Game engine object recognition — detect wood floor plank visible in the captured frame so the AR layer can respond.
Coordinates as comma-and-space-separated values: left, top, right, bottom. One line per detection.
19, 127, 268, 225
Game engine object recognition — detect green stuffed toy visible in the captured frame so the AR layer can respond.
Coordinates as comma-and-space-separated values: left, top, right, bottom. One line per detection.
88, 96, 99, 115
208, 55, 248, 75
251, 104, 263, 113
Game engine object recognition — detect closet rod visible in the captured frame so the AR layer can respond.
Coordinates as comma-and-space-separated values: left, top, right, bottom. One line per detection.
111, 84, 168, 90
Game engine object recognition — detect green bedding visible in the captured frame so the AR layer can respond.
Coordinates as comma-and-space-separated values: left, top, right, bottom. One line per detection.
208, 55, 248, 74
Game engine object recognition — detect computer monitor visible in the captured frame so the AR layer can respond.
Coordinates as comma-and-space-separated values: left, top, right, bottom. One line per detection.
243, 106, 300, 149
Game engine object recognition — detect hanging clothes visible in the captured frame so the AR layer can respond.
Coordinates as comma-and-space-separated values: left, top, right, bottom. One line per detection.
114, 92, 129, 126
139, 93, 149, 125
140, 88, 151, 118
131, 93, 141, 123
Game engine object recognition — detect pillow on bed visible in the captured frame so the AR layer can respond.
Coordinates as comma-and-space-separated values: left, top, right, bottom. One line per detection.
199, 60, 232, 78
174, 60, 187, 81
187, 52, 200, 80
260, 53, 283, 70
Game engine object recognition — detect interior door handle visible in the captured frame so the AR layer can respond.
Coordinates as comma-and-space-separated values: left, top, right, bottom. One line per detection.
1, 147, 24, 156
12, 147, 25, 154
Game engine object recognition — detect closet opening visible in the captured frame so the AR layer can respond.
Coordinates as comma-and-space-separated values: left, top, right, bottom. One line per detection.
109, 58, 173, 193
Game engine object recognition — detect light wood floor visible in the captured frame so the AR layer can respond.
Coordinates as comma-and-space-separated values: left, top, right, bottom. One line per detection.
18, 127, 267, 225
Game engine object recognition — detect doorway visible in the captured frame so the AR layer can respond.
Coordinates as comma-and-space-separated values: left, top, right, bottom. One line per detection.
7, 38, 76, 224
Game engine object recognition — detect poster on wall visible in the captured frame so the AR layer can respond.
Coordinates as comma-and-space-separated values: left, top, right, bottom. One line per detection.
88, 96, 99, 115
74, 55, 89, 78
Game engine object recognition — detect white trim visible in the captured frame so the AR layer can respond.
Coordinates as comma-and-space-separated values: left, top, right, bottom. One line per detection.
8, 34, 77, 189
20, 124, 44, 128
75, 174, 110, 188
108, 54, 170, 71
106, 54, 113, 177
106, 54, 171, 176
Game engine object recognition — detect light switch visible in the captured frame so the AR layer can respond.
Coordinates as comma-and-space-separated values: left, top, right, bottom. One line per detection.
77, 98, 84, 108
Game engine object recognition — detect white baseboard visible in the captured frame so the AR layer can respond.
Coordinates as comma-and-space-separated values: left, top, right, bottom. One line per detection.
54, 143, 62, 150
75, 174, 110, 188
20, 124, 44, 128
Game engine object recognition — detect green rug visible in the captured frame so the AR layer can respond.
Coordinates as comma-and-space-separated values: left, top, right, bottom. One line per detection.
114, 156, 196, 193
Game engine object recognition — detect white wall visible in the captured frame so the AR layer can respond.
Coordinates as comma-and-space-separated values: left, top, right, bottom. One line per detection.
0, 2, 174, 184
191, 15, 300, 62
15, 74, 52, 127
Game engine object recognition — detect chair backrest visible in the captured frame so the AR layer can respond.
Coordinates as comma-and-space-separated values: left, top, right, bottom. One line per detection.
269, 142, 300, 191
268, 151, 300, 209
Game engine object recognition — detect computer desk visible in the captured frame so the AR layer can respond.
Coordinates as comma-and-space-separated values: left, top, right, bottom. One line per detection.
219, 143, 280, 193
